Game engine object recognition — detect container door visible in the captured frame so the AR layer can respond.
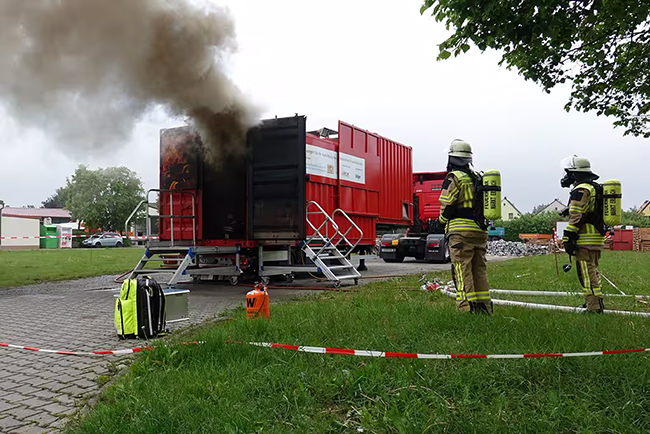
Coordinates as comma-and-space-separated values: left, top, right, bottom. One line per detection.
248, 115, 307, 242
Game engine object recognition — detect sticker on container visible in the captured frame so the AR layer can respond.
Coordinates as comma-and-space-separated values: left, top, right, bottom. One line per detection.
339, 152, 365, 184
306, 145, 338, 180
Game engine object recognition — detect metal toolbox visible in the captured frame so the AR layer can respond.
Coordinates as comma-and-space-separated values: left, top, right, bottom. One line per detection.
113, 288, 190, 324
163, 289, 190, 323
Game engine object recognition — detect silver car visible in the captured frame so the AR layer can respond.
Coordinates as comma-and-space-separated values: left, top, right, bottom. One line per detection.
83, 232, 124, 248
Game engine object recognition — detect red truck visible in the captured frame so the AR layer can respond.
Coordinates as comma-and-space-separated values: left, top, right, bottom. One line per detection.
379, 171, 450, 263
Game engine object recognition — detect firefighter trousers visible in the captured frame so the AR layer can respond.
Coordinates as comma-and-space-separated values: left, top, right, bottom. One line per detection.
448, 232, 492, 314
575, 247, 604, 313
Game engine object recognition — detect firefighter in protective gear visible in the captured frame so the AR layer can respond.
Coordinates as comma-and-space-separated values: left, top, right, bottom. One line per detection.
560, 155, 605, 313
436, 139, 492, 314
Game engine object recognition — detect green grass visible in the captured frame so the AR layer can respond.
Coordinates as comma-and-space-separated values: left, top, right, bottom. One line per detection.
65, 251, 650, 434
486, 250, 650, 310
0, 248, 145, 288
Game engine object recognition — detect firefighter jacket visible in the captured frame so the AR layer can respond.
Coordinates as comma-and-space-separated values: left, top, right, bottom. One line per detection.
565, 182, 605, 249
438, 170, 486, 234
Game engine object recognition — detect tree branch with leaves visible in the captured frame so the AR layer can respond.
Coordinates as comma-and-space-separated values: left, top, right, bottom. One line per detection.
421, 0, 650, 137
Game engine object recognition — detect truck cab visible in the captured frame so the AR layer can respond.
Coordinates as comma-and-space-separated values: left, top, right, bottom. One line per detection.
379, 171, 450, 263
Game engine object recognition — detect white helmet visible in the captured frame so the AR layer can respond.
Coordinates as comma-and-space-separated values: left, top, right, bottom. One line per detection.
561, 155, 593, 173
448, 139, 473, 158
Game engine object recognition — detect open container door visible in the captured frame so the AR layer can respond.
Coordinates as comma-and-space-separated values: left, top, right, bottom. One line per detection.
248, 115, 307, 243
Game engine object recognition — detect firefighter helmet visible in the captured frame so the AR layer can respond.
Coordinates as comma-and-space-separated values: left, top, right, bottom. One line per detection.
560, 154, 599, 187
448, 139, 473, 158
561, 155, 593, 173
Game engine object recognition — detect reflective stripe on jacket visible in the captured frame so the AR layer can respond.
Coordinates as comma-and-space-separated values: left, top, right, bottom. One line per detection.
439, 170, 485, 234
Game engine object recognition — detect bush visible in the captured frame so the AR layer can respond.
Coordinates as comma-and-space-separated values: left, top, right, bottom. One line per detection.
496, 211, 565, 242
497, 209, 650, 242
621, 210, 650, 228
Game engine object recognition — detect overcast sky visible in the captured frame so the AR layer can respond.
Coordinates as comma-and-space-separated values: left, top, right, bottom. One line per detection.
0, 0, 646, 213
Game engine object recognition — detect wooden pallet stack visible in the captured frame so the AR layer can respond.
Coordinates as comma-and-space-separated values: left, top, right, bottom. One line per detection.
633, 228, 650, 252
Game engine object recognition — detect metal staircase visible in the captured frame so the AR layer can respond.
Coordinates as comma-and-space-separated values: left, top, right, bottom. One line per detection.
124, 193, 364, 287
128, 247, 196, 287
302, 201, 363, 286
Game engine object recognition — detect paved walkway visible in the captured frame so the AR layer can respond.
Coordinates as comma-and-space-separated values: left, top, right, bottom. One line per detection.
0, 275, 324, 433
0, 257, 471, 433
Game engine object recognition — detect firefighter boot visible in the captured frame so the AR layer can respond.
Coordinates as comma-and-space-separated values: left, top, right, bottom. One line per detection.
457, 299, 471, 312
584, 294, 604, 314
472, 301, 493, 315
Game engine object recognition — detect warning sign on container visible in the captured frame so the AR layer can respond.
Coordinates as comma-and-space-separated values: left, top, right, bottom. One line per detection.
306, 145, 338, 180
340, 153, 365, 184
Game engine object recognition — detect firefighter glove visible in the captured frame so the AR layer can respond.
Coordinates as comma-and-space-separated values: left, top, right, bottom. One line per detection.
562, 230, 579, 256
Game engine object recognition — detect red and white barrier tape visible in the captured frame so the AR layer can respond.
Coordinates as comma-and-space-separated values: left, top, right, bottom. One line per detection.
0, 235, 159, 240
4, 340, 648, 360
240, 342, 650, 359
0, 341, 202, 357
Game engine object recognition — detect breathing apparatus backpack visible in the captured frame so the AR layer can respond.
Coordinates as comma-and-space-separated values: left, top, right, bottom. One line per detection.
576, 179, 622, 235
469, 170, 502, 230
115, 275, 167, 340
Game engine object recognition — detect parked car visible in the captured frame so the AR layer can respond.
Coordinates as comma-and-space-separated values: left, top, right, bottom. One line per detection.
83, 232, 124, 248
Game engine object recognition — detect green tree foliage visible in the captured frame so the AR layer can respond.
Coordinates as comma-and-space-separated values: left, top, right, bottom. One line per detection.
41, 187, 68, 209
64, 165, 145, 231
531, 203, 550, 214
420, 0, 650, 137
621, 209, 650, 227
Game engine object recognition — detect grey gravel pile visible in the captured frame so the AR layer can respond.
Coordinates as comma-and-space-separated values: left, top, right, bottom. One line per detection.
487, 239, 549, 257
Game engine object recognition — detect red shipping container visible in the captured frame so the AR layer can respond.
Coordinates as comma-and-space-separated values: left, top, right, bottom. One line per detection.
158, 115, 413, 249
611, 229, 633, 251
305, 121, 413, 246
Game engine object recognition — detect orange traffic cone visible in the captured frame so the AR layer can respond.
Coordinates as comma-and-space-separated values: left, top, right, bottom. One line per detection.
246, 282, 270, 319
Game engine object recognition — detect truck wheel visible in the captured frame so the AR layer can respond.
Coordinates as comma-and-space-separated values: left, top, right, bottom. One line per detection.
229, 276, 239, 286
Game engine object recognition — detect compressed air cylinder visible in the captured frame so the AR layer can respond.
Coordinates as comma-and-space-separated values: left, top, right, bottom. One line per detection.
603, 179, 622, 227
246, 284, 270, 320
482, 170, 502, 221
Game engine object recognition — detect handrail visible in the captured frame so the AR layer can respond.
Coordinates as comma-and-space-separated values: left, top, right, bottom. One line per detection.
331, 208, 364, 255
305, 201, 340, 258
124, 189, 197, 248
124, 199, 147, 239
148, 189, 197, 248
